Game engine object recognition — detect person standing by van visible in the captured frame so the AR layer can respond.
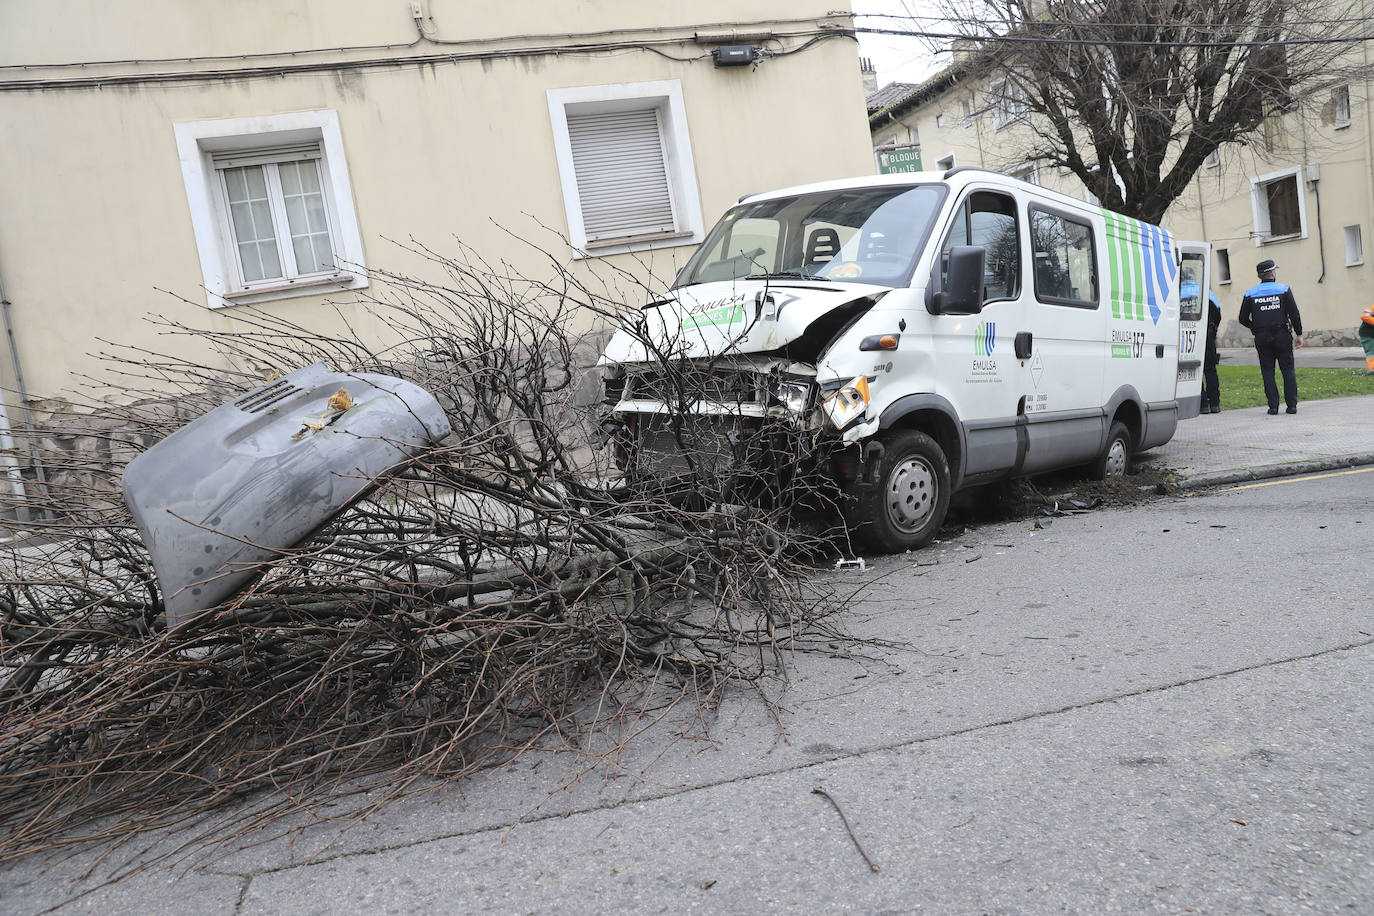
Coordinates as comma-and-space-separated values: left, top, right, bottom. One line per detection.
1239, 259, 1304, 414
1202, 290, 1222, 412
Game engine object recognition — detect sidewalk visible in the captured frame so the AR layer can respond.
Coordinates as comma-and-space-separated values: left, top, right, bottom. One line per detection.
1148, 392, 1374, 487
1216, 344, 1367, 369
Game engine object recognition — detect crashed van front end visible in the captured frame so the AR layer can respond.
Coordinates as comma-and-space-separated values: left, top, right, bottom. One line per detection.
596, 180, 947, 491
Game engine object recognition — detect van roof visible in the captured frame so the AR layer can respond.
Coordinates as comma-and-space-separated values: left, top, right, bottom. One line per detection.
736, 167, 1148, 226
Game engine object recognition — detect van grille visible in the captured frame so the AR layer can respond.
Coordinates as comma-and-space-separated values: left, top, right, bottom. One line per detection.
628, 369, 758, 405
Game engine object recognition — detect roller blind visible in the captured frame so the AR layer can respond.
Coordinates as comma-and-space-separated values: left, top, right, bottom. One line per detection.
212, 143, 322, 170
567, 108, 676, 241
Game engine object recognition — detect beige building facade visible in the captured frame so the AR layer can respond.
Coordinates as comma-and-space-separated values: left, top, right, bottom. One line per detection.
869, 53, 1373, 347
0, 1, 874, 410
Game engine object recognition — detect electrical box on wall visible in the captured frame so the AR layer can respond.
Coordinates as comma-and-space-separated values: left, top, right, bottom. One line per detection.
712, 46, 758, 67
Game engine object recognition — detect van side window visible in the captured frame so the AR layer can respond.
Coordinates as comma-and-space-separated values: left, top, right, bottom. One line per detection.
1178, 251, 1206, 321
1030, 207, 1097, 307
939, 191, 1021, 301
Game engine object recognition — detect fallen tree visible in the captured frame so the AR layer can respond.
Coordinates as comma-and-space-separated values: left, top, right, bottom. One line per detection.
0, 246, 862, 873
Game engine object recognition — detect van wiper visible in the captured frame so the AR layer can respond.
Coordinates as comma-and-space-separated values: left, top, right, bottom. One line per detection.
753, 271, 830, 281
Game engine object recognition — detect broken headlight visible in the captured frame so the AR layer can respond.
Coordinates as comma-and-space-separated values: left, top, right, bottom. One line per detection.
822, 375, 871, 430
769, 378, 814, 414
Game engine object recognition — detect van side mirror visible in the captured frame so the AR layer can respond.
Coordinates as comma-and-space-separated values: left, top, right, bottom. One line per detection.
928, 245, 986, 315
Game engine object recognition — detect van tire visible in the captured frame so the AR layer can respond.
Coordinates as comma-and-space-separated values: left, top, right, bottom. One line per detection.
852, 429, 951, 552
1091, 420, 1132, 480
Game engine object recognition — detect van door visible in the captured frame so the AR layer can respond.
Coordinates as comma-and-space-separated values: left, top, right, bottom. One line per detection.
1176, 242, 1211, 419
1018, 203, 1107, 474
928, 188, 1028, 479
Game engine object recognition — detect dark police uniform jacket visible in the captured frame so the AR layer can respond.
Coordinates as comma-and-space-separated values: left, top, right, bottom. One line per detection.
1239, 280, 1303, 337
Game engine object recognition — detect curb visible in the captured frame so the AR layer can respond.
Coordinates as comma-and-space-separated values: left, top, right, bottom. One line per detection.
1176, 453, 1374, 490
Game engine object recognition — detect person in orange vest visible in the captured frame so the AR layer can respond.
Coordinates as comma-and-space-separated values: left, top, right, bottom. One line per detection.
1361, 303, 1374, 375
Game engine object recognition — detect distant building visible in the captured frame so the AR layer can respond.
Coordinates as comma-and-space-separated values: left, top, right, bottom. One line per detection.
867, 49, 1371, 346
0, 1, 873, 411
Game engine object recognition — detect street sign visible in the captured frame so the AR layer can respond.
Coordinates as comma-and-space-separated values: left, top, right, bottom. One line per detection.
876, 146, 922, 174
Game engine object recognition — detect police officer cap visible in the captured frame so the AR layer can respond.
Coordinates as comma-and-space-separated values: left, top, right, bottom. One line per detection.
1256, 258, 1277, 276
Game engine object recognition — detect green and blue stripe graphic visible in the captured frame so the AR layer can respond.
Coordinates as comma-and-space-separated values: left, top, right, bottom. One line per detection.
1102, 209, 1176, 325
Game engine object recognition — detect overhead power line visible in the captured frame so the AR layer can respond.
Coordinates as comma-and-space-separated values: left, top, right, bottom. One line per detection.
854, 25, 1374, 49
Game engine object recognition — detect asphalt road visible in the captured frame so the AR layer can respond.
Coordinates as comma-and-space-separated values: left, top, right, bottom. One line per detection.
6, 467, 1372, 914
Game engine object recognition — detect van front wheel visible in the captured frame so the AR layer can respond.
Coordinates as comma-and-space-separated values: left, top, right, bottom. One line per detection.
851, 429, 951, 552
1091, 420, 1132, 480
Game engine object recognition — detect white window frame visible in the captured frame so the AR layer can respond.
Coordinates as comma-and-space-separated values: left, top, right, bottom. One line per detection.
935, 152, 956, 171
547, 80, 704, 259
1332, 85, 1352, 129
1250, 166, 1308, 245
990, 79, 1027, 130
1215, 248, 1232, 285
174, 110, 367, 308
1345, 224, 1364, 266
1009, 163, 1040, 186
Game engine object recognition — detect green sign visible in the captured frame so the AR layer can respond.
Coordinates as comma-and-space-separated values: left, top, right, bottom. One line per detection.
876, 146, 922, 174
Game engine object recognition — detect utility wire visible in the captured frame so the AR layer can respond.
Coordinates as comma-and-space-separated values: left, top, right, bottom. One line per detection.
855, 11, 1374, 30
854, 25, 1374, 48
0, 15, 850, 72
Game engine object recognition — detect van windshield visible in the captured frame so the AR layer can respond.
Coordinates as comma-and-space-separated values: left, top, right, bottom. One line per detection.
674, 184, 946, 289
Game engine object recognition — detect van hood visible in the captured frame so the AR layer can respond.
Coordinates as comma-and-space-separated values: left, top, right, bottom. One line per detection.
598, 279, 891, 365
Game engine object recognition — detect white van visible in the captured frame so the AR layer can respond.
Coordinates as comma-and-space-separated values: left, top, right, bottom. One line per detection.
599, 168, 1211, 550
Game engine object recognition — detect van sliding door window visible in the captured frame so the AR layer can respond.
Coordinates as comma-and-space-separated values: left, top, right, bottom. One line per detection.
939, 191, 1021, 302
1030, 207, 1098, 307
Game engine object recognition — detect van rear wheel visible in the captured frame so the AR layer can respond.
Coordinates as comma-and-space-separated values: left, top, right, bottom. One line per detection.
1091, 420, 1132, 480
850, 429, 951, 552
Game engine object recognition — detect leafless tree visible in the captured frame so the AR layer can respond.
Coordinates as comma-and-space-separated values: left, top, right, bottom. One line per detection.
910, 0, 1370, 222
0, 243, 871, 876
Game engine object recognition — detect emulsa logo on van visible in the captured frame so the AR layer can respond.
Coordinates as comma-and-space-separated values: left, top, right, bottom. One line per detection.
972, 321, 998, 377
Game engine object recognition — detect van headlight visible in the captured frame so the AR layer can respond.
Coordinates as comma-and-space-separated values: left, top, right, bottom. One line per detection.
770, 378, 813, 414
822, 375, 871, 429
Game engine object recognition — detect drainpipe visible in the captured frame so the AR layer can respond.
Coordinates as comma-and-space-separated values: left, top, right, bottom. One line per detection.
1309, 164, 1326, 284
0, 397, 29, 524
0, 270, 51, 508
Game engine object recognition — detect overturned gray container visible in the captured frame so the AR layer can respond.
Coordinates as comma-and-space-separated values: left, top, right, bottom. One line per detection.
122, 363, 451, 626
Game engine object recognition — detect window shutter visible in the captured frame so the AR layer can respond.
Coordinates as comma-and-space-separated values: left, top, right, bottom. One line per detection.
566, 108, 676, 241
212, 143, 322, 170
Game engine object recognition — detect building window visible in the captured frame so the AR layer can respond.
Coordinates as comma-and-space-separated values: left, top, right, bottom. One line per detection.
1009, 163, 1040, 186
1204, 149, 1220, 169
174, 110, 367, 307
935, 153, 956, 171
960, 99, 972, 127
1030, 206, 1098, 307
1216, 248, 1232, 285
547, 80, 704, 257
1250, 167, 1307, 243
1332, 85, 1352, 129
990, 79, 1027, 130
936, 113, 946, 128
1346, 225, 1365, 266
215, 147, 335, 287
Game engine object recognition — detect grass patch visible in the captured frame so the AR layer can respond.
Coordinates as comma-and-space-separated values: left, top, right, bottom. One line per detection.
1215, 364, 1374, 409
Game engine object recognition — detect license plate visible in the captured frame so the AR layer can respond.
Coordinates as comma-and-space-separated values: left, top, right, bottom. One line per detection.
1177, 367, 1198, 381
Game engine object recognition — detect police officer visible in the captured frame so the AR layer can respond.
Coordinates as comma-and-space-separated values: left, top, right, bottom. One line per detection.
1239, 258, 1304, 414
